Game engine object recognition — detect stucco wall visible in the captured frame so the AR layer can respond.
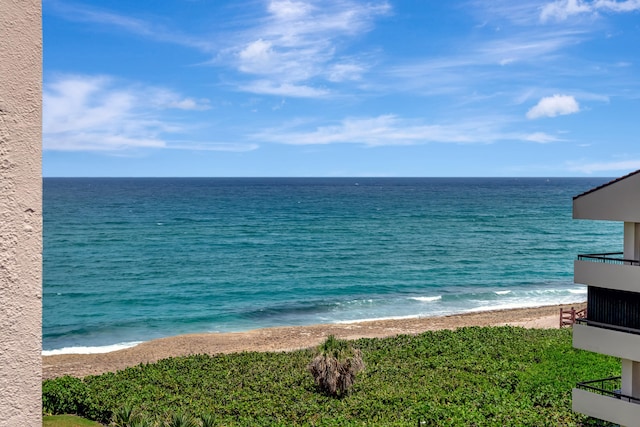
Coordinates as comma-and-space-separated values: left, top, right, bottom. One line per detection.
573, 172, 640, 222
0, 1, 43, 426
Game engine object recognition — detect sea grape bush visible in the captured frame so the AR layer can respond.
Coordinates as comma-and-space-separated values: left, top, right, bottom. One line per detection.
43, 327, 618, 426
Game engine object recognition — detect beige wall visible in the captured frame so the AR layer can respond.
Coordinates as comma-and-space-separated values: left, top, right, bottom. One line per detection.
573, 172, 640, 222
0, 1, 43, 426
574, 260, 640, 293
573, 388, 640, 427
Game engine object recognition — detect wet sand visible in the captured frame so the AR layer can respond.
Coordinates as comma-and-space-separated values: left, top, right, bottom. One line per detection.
43, 303, 584, 380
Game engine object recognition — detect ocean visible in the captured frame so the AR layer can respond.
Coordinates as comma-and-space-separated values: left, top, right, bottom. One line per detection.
43, 177, 618, 354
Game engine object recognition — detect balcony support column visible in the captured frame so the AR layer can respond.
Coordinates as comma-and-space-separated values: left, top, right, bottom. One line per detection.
623, 222, 640, 260
621, 359, 640, 400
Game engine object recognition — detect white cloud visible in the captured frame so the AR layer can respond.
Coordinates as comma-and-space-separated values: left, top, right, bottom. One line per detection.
595, 0, 640, 12
254, 115, 468, 146
148, 89, 211, 111
327, 63, 365, 82
167, 142, 259, 152
468, 1, 546, 26
239, 80, 330, 97
267, 0, 313, 20
526, 94, 580, 119
541, 0, 592, 22
524, 132, 563, 143
481, 31, 585, 62
541, 0, 640, 22
253, 114, 546, 146
385, 28, 587, 98
567, 159, 640, 173
228, 0, 390, 96
44, 74, 210, 151
238, 39, 274, 73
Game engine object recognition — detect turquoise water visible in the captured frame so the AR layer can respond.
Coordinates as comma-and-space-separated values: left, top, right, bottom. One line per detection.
43, 177, 618, 353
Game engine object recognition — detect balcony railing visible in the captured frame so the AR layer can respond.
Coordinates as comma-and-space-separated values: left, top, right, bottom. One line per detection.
577, 252, 640, 266
576, 377, 640, 404
575, 318, 640, 336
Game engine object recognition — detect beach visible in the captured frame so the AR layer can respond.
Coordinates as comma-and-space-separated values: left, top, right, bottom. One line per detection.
43, 302, 583, 380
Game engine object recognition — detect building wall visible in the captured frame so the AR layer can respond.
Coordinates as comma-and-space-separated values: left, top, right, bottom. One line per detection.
0, 1, 43, 426
573, 172, 640, 222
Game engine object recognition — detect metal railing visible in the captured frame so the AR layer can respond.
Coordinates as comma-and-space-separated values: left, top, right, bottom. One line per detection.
576, 376, 640, 404
575, 318, 640, 336
577, 252, 640, 266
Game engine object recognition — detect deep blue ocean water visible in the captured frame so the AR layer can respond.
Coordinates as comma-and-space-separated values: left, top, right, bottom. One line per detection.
43, 177, 619, 354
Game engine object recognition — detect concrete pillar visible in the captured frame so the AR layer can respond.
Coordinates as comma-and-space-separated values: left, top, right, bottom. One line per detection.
623, 222, 635, 260
621, 359, 640, 399
635, 223, 640, 261
0, 1, 43, 426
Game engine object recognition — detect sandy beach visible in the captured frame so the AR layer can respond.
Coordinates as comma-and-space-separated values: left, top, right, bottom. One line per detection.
43, 303, 585, 380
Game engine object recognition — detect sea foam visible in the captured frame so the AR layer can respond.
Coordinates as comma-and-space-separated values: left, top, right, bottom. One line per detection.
42, 341, 142, 356
410, 296, 442, 302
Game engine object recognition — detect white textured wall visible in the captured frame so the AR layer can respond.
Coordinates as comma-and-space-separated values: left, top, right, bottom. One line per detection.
0, 1, 43, 426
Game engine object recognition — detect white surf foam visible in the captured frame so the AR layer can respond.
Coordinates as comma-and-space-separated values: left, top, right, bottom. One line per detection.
42, 341, 142, 356
494, 290, 511, 295
333, 313, 423, 324
466, 301, 543, 313
410, 296, 442, 302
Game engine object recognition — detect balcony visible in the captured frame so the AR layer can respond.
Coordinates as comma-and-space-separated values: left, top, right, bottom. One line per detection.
576, 377, 632, 401
572, 283, 640, 360
573, 377, 640, 426
577, 252, 640, 266
573, 321, 640, 361
575, 254, 640, 294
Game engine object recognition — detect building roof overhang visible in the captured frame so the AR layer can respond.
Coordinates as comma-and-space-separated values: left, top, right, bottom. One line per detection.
573, 169, 640, 222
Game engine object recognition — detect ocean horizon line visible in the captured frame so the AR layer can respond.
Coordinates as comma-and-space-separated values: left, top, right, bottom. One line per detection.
42, 176, 616, 180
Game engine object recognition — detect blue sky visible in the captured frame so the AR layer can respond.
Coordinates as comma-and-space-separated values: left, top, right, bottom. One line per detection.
43, 0, 640, 177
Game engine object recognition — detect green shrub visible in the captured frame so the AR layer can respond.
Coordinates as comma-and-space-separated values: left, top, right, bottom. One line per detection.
42, 327, 619, 426
42, 376, 87, 416
42, 375, 112, 423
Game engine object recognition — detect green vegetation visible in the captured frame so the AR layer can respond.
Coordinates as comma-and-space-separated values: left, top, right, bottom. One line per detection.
43, 414, 103, 426
308, 335, 364, 396
43, 327, 618, 426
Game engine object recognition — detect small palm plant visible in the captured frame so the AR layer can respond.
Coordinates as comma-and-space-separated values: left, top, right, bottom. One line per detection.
111, 405, 152, 427
308, 335, 364, 397
164, 411, 199, 427
199, 414, 216, 427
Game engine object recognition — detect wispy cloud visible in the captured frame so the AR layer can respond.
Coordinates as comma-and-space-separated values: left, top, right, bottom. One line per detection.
526, 94, 580, 119
524, 132, 564, 143
541, 0, 640, 22
567, 159, 640, 173
166, 142, 259, 152
466, 0, 545, 26
478, 30, 586, 65
253, 114, 558, 146
43, 74, 225, 152
45, 0, 215, 52
223, 0, 391, 96
48, 0, 390, 98
238, 80, 330, 98
383, 25, 588, 100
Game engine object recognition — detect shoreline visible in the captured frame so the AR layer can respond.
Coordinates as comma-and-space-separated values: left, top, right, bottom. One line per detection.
43, 302, 584, 380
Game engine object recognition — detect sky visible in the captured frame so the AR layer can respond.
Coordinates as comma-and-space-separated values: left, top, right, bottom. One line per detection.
43, 0, 640, 177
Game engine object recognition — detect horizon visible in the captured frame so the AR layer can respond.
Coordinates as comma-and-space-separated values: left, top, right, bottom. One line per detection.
42, 175, 615, 179
44, 1, 640, 177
